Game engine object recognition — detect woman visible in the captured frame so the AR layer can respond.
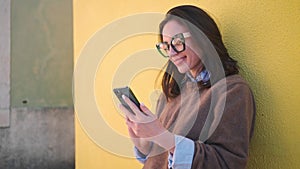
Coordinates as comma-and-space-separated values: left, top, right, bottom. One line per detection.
119, 5, 256, 169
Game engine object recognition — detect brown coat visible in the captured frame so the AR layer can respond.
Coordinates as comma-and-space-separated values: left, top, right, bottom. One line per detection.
143, 75, 256, 169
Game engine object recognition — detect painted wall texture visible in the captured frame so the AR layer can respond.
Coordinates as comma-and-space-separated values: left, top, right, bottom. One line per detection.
74, 0, 300, 169
11, 0, 73, 107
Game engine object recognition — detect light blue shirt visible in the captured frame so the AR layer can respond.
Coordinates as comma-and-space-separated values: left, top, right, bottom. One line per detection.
134, 135, 195, 169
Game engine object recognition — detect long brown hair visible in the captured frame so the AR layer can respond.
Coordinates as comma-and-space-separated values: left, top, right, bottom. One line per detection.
159, 5, 239, 100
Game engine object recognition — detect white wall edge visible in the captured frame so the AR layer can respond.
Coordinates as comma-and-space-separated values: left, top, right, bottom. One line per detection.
0, 0, 11, 127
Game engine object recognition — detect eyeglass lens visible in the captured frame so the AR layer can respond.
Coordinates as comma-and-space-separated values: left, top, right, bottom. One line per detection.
156, 33, 185, 57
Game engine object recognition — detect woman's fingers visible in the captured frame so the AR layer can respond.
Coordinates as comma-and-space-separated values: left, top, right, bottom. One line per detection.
125, 117, 132, 125
140, 103, 156, 118
122, 95, 140, 114
121, 95, 150, 119
127, 125, 138, 138
119, 103, 135, 121
121, 95, 157, 124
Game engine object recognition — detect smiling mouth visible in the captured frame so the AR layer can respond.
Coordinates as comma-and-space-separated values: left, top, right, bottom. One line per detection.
173, 56, 187, 65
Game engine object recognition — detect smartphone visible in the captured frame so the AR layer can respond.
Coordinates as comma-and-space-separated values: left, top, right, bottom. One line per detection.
113, 86, 141, 115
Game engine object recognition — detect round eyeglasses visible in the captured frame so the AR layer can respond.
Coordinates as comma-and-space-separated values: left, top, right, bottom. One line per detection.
156, 32, 191, 58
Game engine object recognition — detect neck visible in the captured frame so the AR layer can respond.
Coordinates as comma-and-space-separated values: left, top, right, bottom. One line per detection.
189, 64, 203, 78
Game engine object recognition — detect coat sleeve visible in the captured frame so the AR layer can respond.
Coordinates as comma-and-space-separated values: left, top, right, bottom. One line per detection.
191, 82, 256, 169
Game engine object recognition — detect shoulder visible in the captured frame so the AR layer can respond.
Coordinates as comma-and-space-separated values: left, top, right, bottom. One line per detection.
207, 74, 255, 106
226, 74, 250, 87
212, 74, 252, 93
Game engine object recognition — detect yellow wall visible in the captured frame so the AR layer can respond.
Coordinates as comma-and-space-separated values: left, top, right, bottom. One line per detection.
74, 0, 300, 169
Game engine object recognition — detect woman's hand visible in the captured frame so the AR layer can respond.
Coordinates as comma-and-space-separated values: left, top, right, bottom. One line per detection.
126, 117, 153, 155
119, 95, 175, 153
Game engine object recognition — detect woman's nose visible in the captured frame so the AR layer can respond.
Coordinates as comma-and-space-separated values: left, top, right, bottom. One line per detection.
168, 46, 177, 57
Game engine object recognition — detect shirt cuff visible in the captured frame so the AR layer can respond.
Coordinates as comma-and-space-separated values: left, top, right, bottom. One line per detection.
168, 135, 194, 169
134, 146, 148, 164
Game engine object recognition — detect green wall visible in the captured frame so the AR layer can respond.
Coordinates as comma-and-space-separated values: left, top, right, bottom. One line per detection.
11, 0, 73, 107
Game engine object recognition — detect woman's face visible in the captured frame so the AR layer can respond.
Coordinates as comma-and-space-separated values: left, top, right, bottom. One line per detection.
162, 20, 203, 76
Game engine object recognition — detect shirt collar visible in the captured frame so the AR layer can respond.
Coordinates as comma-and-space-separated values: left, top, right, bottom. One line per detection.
182, 69, 210, 85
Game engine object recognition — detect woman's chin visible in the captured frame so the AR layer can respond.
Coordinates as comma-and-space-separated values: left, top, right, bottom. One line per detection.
177, 66, 189, 74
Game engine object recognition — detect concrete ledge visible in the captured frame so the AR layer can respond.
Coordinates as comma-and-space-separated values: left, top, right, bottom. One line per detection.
0, 109, 10, 127
0, 107, 75, 169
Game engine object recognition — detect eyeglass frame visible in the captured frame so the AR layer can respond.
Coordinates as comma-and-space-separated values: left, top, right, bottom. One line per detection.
156, 32, 191, 58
